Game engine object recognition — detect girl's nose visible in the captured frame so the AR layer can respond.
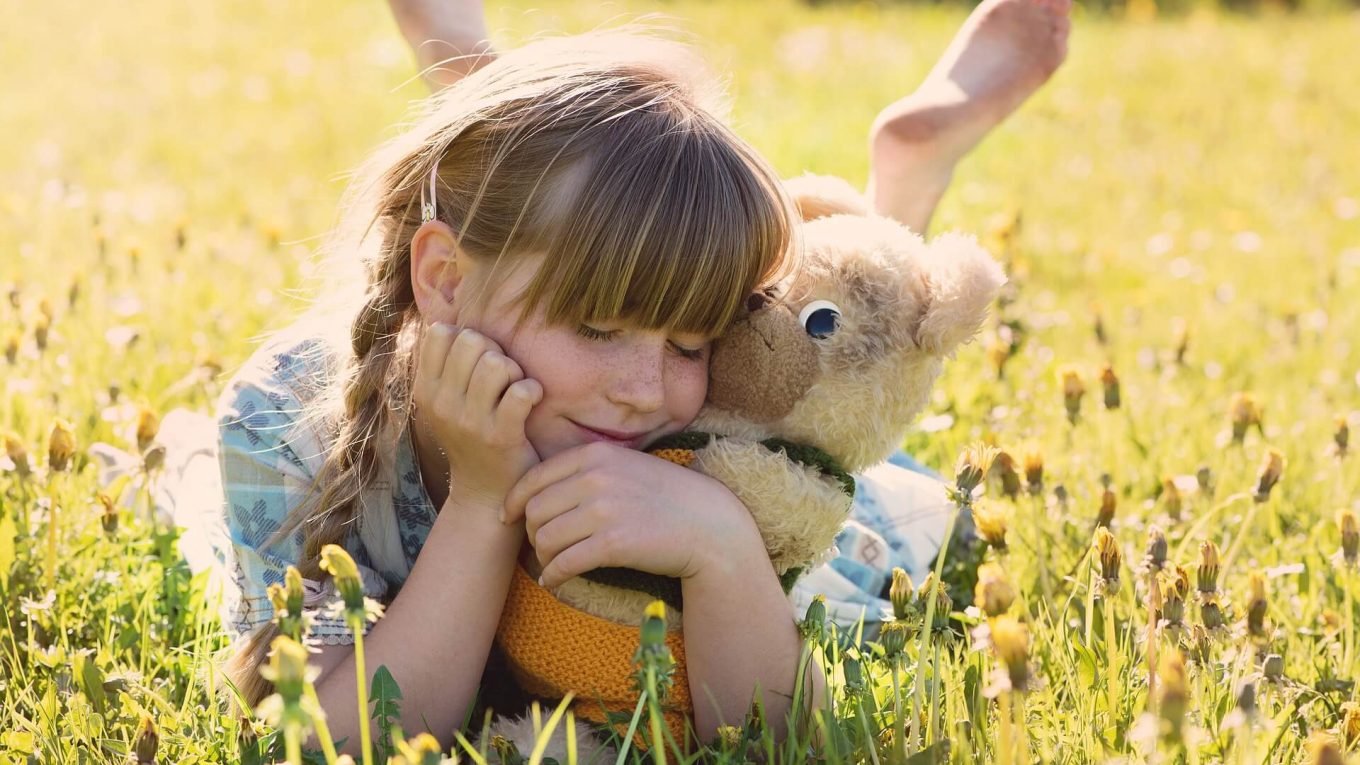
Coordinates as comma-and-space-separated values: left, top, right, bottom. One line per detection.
605, 346, 666, 413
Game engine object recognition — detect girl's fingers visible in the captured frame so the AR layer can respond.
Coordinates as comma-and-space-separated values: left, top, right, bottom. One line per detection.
440, 328, 495, 399
504, 443, 598, 524
525, 491, 591, 561
494, 378, 542, 437
465, 351, 520, 415
417, 322, 459, 392
539, 535, 614, 590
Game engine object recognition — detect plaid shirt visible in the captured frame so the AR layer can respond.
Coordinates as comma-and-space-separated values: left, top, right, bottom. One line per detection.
214, 333, 950, 645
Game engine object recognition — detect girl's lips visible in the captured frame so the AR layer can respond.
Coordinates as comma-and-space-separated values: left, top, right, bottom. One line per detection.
569, 420, 649, 449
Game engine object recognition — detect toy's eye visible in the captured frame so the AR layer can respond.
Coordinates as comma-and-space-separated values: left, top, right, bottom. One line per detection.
798, 300, 841, 339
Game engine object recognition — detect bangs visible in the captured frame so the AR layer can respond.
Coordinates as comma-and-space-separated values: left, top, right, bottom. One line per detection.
513, 108, 794, 338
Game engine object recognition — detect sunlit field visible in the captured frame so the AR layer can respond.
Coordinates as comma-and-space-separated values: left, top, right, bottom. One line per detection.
3, 0, 1359, 762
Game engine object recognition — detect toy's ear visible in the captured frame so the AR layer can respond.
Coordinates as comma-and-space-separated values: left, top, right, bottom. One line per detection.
913, 233, 1008, 356
784, 173, 869, 221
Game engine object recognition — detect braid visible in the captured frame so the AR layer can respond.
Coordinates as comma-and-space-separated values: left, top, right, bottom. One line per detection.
227, 273, 416, 708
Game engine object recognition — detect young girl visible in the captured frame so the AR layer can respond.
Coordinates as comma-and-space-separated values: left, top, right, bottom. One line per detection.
217, 30, 824, 751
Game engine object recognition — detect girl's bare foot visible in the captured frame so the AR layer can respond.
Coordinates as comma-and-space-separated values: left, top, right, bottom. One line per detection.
388, 0, 496, 91
868, 0, 1071, 233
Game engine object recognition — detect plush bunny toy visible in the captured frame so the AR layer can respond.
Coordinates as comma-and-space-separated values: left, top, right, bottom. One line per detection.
482, 174, 1007, 762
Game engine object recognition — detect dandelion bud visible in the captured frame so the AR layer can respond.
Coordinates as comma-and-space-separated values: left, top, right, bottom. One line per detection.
1334, 415, 1349, 457
1337, 508, 1358, 566
843, 655, 864, 691
142, 445, 165, 473
715, 725, 744, 752
973, 499, 1009, 552
1184, 624, 1214, 663
1093, 308, 1107, 346
1094, 528, 1122, 586
1162, 478, 1183, 522
889, 568, 914, 621
1058, 365, 1085, 423
133, 715, 159, 764
3, 331, 18, 364
954, 442, 1000, 496
67, 277, 80, 310
1262, 653, 1284, 682
988, 340, 1010, 380
135, 406, 160, 453
1197, 540, 1221, 594
33, 313, 50, 351
1100, 364, 1121, 410
1252, 449, 1284, 503
1159, 566, 1190, 626
1172, 320, 1190, 365
318, 544, 365, 618
1096, 487, 1117, 529
97, 493, 117, 535
1022, 443, 1044, 495
490, 735, 522, 765
1235, 682, 1257, 717
1230, 393, 1263, 445
917, 572, 953, 632
640, 599, 668, 653
1321, 609, 1342, 635
1143, 526, 1168, 573
394, 733, 444, 765
993, 450, 1022, 499
974, 562, 1016, 618
47, 418, 75, 473
989, 615, 1032, 692
879, 620, 909, 659
258, 636, 314, 707
1053, 483, 1069, 509
4, 431, 31, 478
1156, 651, 1189, 740
4, 281, 18, 309
1196, 465, 1213, 494
1339, 702, 1360, 749
800, 594, 827, 641
1246, 570, 1268, 638
1306, 732, 1344, 765
1200, 594, 1225, 630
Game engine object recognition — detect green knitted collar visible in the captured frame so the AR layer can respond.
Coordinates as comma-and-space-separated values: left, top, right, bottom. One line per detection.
578, 431, 854, 612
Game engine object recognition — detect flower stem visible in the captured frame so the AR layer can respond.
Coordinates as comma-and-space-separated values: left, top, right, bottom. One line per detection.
891, 657, 907, 762
285, 722, 303, 765
912, 506, 959, 751
352, 623, 373, 765
1103, 594, 1120, 731
304, 685, 340, 765
997, 691, 1013, 765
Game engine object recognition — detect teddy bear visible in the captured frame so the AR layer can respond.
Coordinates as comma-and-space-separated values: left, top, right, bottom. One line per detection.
479, 174, 1007, 762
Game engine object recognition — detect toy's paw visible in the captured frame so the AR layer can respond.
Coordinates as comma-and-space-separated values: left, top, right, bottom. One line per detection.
474, 712, 618, 765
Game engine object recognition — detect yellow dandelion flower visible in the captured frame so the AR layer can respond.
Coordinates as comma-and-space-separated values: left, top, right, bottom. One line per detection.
1252, 449, 1285, 503
975, 562, 1016, 618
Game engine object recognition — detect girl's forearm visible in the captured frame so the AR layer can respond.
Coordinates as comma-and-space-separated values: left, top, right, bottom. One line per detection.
681, 540, 826, 744
310, 492, 523, 753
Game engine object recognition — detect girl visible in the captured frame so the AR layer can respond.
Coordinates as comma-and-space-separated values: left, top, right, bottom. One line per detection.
218, 30, 821, 751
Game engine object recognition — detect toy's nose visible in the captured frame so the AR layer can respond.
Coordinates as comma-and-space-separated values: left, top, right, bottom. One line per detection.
746, 291, 771, 312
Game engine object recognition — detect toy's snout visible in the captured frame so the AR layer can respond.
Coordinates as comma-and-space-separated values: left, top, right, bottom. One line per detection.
707, 298, 820, 423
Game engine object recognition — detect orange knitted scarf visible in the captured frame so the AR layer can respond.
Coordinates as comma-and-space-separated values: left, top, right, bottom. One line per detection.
495, 563, 694, 751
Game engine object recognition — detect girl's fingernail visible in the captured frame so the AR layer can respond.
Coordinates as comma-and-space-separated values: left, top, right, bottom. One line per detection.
537, 576, 545, 587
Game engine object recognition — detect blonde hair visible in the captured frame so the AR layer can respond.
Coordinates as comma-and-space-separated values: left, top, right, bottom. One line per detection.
224, 29, 796, 705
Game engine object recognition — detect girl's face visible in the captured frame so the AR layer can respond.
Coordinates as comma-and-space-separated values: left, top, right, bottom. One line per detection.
448, 253, 713, 460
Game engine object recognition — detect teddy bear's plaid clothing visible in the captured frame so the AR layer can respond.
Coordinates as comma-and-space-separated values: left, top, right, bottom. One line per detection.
212, 332, 948, 645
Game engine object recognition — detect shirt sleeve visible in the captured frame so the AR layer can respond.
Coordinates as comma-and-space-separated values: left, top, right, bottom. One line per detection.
214, 344, 387, 646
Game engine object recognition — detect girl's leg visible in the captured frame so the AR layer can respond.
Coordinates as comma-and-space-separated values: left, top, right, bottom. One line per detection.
387, 0, 495, 91
868, 0, 1072, 234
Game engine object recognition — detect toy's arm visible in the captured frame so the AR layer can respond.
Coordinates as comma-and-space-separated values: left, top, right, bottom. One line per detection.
691, 438, 852, 576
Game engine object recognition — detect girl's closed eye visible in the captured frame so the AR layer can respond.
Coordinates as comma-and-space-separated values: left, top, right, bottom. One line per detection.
576, 324, 707, 361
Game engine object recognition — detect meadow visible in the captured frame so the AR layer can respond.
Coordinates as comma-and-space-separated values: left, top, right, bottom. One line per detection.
2, 0, 1359, 762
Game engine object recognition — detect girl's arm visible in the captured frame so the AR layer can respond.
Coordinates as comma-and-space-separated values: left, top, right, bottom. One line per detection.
681, 530, 828, 744
309, 488, 523, 753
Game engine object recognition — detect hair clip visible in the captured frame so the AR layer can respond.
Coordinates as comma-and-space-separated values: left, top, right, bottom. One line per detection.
420, 163, 439, 223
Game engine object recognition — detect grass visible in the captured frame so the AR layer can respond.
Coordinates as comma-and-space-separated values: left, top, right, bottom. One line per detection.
2, 0, 1360, 762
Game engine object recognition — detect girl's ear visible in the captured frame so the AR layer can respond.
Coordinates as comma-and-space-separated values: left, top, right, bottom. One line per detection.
410, 221, 468, 322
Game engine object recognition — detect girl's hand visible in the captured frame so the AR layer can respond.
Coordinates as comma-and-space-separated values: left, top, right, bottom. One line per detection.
413, 323, 544, 507
502, 442, 763, 589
